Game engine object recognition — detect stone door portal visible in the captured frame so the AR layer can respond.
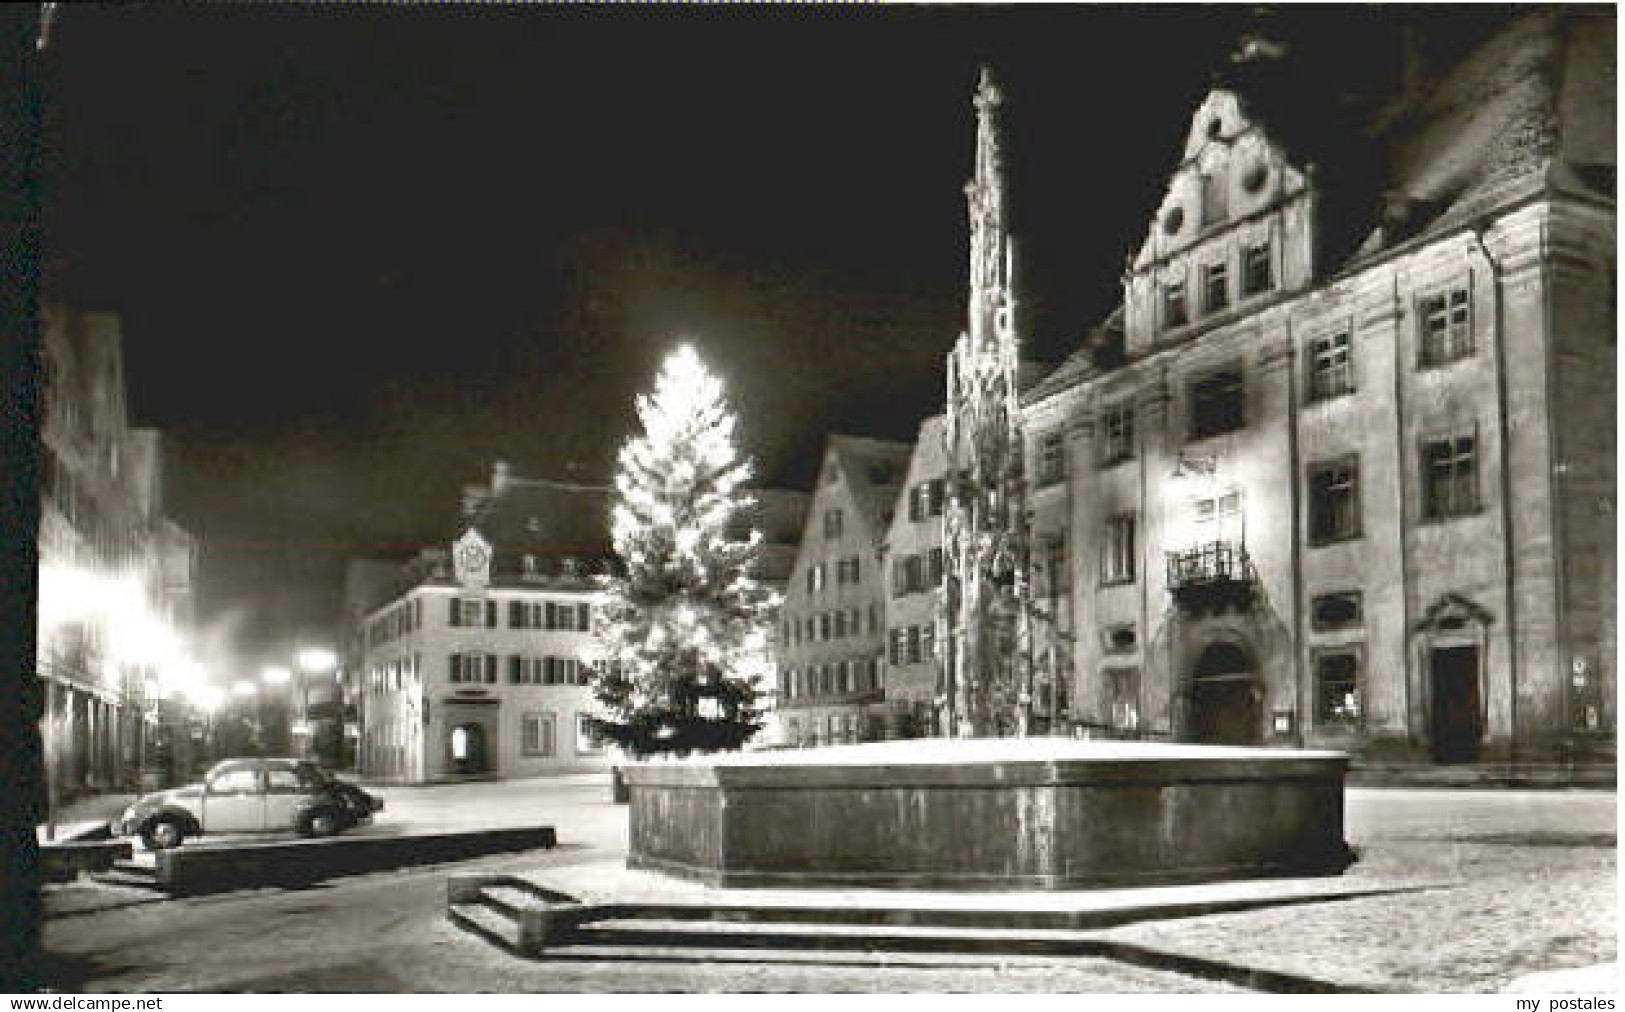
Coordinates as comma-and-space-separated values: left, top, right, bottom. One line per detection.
1190, 642, 1261, 747
1429, 645, 1483, 763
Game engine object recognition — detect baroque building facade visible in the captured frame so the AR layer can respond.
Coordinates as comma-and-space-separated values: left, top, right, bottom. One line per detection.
1022, 10, 1615, 764
780, 10, 1613, 769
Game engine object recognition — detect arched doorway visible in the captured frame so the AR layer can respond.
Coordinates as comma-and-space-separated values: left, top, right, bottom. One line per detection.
450, 722, 488, 774
1189, 641, 1261, 746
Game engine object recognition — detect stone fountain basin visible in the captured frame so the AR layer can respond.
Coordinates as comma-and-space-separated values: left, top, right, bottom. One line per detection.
623, 738, 1352, 890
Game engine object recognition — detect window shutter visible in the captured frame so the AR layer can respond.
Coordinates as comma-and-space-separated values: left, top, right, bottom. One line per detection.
509, 655, 521, 684
486, 653, 498, 683
509, 601, 524, 628
450, 654, 462, 682
486, 601, 497, 628
449, 598, 460, 627
577, 603, 592, 632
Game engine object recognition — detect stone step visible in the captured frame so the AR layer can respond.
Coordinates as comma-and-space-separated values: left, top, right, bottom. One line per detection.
579, 917, 1112, 952
448, 900, 525, 953
90, 866, 163, 891
478, 884, 549, 920
1349, 763, 1615, 788
529, 922, 1362, 991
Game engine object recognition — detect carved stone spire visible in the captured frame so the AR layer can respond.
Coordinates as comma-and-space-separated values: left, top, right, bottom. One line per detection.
940, 66, 1031, 739
964, 66, 1016, 353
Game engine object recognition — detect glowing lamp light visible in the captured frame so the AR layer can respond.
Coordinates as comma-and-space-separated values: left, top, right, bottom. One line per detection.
296, 647, 338, 674
192, 684, 225, 714
232, 680, 259, 698
262, 665, 292, 686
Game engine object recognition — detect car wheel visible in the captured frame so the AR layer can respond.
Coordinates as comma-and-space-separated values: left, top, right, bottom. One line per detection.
142, 817, 186, 851
301, 809, 340, 838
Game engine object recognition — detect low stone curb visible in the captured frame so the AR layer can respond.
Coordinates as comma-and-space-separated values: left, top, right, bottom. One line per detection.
156, 825, 556, 895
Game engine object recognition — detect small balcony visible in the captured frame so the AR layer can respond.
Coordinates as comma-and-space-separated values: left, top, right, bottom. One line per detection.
1166, 541, 1257, 616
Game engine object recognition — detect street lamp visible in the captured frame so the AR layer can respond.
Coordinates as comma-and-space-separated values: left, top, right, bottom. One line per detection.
292, 646, 338, 760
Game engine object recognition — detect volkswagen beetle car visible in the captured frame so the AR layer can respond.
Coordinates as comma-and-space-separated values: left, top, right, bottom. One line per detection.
114, 757, 383, 850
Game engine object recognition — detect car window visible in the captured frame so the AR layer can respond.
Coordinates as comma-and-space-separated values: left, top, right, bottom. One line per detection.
295, 765, 326, 790
208, 768, 263, 794
266, 768, 303, 793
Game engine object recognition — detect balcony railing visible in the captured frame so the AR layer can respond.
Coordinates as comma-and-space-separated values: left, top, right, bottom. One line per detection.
1166, 541, 1257, 615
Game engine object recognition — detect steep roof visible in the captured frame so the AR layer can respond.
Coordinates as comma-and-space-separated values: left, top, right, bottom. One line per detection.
826, 434, 913, 545
1233, 9, 1616, 271
468, 477, 614, 578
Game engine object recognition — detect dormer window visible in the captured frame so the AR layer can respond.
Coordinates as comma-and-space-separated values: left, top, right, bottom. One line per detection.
1163, 281, 1189, 330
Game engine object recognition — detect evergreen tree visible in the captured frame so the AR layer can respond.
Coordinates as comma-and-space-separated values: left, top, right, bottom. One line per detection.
589, 345, 776, 757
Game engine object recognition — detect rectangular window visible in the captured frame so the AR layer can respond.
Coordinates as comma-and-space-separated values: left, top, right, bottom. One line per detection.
908, 484, 926, 523
1101, 513, 1137, 585
906, 626, 923, 665
522, 712, 556, 757
1163, 281, 1189, 330
920, 624, 935, 665
819, 612, 832, 641
1204, 261, 1229, 313
1420, 287, 1472, 366
1308, 330, 1353, 401
927, 547, 944, 586
1422, 431, 1479, 520
454, 599, 485, 628
824, 508, 844, 538
834, 610, 848, 639
807, 563, 825, 594
1036, 432, 1067, 487
578, 602, 592, 632
1099, 401, 1135, 466
1308, 457, 1361, 545
1189, 368, 1245, 439
576, 714, 601, 753
1314, 651, 1361, 727
1243, 242, 1273, 296
928, 478, 946, 517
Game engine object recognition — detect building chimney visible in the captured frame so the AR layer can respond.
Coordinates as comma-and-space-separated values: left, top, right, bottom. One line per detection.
492, 459, 512, 495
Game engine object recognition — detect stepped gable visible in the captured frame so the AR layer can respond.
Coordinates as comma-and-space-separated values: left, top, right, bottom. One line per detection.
825, 434, 913, 546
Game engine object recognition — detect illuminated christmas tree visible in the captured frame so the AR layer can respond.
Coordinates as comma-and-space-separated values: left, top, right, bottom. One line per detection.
590, 345, 776, 757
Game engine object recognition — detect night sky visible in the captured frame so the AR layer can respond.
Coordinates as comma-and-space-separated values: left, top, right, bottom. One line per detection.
37, 4, 1509, 676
